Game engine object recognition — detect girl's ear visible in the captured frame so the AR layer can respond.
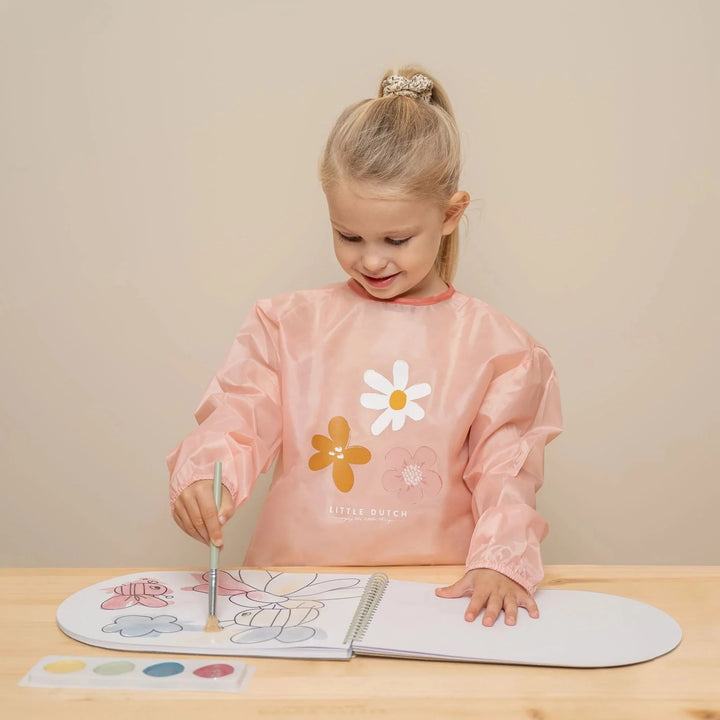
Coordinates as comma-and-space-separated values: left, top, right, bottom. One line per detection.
442, 191, 471, 234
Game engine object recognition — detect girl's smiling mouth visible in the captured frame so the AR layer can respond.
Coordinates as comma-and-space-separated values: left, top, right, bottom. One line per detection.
361, 272, 401, 288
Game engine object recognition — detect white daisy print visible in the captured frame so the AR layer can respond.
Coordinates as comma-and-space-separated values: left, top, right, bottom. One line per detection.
360, 360, 432, 436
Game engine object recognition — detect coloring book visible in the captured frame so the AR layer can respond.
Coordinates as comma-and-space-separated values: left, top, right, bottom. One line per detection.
57, 570, 682, 667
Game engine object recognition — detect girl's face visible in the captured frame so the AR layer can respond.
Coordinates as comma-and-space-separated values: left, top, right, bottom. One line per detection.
326, 180, 468, 300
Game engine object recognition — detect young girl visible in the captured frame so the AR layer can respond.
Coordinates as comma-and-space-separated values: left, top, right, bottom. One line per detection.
168, 67, 562, 627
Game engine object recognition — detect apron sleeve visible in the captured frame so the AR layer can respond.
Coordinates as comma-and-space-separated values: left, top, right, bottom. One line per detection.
167, 299, 283, 509
463, 345, 563, 594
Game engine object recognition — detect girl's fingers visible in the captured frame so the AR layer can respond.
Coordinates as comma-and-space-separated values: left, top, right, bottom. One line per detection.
172, 505, 206, 545
171, 508, 183, 533
504, 596, 519, 626
465, 589, 491, 623
519, 593, 540, 619
199, 498, 224, 548
482, 592, 504, 626
435, 576, 471, 598
217, 487, 235, 526
179, 497, 211, 546
187, 501, 212, 545
172, 480, 235, 548
436, 570, 541, 626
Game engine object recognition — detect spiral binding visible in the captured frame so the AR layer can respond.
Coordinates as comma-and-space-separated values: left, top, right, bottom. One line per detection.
344, 572, 390, 645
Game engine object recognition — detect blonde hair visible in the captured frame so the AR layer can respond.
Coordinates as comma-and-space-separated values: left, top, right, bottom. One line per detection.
319, 65, 463, 283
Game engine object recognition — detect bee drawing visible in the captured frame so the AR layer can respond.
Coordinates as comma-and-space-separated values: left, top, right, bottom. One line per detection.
100, 579, 172, 610
233, 599, 325, 643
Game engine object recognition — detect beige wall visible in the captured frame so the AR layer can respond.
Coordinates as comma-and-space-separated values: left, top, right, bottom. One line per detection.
2, 0, 718, 568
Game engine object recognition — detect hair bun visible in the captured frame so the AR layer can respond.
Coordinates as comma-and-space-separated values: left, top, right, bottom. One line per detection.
381, 74, 433, 103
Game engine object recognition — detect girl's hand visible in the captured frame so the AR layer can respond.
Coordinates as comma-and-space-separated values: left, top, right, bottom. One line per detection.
172, 480, 235, 548
435, 568, 539, 626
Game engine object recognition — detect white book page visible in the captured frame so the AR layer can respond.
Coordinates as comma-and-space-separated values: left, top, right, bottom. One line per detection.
353, 581, 682, 667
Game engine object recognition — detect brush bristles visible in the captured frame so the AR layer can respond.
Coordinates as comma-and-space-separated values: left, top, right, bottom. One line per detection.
204, 615, 221, 633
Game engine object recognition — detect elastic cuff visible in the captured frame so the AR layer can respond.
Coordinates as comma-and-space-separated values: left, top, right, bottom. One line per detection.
169, 472, 237, 509
169, 474, 202, 509
464, 560, 538, 595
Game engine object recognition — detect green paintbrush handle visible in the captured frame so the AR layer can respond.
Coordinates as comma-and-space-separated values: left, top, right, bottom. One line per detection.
209, 461, 222, 569
207, 461, 222, 619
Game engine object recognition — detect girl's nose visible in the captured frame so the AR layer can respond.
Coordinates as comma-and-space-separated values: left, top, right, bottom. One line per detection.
361, 251, 388, 273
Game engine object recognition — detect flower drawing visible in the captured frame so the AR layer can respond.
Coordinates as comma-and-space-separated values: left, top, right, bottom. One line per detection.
189, 569, 365, 645
308, 416, 371, 492
382, 447, 442, 504
361, 360, 431, 436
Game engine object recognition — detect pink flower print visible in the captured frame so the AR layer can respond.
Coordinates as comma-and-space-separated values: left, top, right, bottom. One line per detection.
382, 447, 442, 504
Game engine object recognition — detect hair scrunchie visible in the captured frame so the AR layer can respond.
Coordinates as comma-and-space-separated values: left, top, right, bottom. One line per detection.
381, 74, 433, 103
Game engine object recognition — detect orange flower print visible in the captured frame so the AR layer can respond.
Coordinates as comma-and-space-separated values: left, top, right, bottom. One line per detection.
308, 416, 371, 492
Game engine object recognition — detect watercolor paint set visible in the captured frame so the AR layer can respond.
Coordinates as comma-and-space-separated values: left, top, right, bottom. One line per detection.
20, 655, 253, 693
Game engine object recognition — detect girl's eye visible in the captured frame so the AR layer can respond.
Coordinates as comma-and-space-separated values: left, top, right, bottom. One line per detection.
336, 232, 410, 246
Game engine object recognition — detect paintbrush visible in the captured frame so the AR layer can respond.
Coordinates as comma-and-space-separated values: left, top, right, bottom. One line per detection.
204, 460, 223, 632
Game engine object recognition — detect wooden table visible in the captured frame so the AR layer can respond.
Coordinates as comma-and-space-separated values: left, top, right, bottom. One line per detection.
2, 565, 719, 719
